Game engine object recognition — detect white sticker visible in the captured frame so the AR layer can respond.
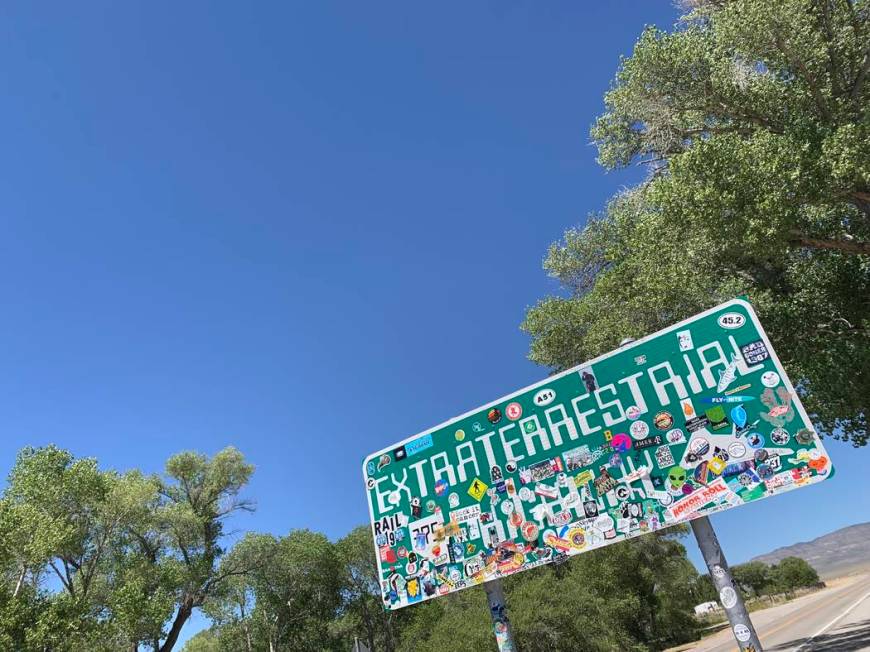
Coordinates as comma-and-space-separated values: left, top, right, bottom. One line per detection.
761, 371, 780, 387
728, 442, 747, 458
720, 586, 738, 609
626, 405, 642, 420
733, 624, 751, 642
712, 565, 726, 579
677, 329, 694, 351
534, 389, 556, 407
630, 421, 650, 440
718, 313, 747, 329
666, 428, 687, 444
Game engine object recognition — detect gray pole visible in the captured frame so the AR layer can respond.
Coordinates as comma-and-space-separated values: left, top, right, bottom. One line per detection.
484, 578, 518, 652
691, 516, 763, 651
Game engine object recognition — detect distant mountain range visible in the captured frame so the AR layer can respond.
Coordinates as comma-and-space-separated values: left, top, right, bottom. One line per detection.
751, 522, 870, 578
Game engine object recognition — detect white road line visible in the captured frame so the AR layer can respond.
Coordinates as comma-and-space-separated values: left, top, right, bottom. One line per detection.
791, 586, 870, 652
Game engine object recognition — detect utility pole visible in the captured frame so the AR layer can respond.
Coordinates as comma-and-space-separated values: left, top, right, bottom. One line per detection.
484, 579, 517, 652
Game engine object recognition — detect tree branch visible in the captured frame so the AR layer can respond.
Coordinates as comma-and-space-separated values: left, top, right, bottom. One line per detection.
788, 230, 870, 254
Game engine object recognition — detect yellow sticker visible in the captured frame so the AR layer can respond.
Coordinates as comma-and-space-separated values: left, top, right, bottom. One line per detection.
708, 457, 726, 475
467, 477, 488, 501
604, 429, 613, 441
574, 470, 595, 486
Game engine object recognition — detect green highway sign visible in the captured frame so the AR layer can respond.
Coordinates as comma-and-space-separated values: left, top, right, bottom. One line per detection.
363, 298, 834, 610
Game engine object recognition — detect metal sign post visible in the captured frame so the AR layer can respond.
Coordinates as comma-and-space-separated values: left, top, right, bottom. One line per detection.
484, 579, 517, 651
691, 516, 763, 651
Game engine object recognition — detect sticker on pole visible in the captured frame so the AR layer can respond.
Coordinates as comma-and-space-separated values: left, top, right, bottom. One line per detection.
363, 298, 834, 610
733, 623, 752, 642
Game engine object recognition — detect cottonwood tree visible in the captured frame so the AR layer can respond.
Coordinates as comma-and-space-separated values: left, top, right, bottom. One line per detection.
524, 0, 869, 444
0, 445, 256, 652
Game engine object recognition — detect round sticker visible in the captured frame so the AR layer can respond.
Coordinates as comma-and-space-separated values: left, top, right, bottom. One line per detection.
657, 493, 673, 507
728, 442, 747, 458
487, 408, 502, 424
519, 487, 533, 502
689, 438, 710, 456
505, 460, 518, 473
388, 491, 401, 505
506, 402, 523, 420
626, 405, 642, 420
747, 433, 765, 449
630, 421, 650, 440
534, 388, 556, 407
720, 586, 738, 609
712, 565, 725, 579
455, 429, 466, 441
614, 485, 630, 500
756, 463, 773, 479
500, 500, 515, 516
654, 412, 674, 430
771, 428, 790, 445
795, 428, 816, 445
510, 510, 523, 527
521, 521, 539, 541
733, 624, 751, 642
426, 500, 437, 513
754, 449, 769, 463
666, 428, 686, 444
761, 371, 780, 387
611, 433, 632, 452
366, 477, 376, 490
568, 528, 586, 549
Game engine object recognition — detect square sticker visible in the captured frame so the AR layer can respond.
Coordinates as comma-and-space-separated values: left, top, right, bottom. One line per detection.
467, 478, 488, 501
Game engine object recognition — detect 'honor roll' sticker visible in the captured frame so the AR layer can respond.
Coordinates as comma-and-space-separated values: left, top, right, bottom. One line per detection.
364, 298, 834, 610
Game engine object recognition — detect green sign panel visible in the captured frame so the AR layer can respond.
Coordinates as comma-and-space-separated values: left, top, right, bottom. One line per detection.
363, 298, 833, 610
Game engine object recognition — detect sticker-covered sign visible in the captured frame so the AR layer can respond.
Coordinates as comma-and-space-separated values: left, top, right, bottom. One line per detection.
363, 298, 834, 610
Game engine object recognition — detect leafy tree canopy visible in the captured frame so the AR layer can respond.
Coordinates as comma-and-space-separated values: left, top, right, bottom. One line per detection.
523, 0, 869, 445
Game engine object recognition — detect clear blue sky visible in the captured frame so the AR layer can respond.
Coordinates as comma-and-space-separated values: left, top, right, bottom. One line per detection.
1, 1, 867, 645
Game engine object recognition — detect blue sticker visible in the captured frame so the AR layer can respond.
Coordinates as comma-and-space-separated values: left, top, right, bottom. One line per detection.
406, 434, 434, 457
730, 404, 747, 429
700, 395, 755, 404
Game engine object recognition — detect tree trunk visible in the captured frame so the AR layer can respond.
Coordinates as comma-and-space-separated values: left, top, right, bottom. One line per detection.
13, 565, 26, 598
244, 624, 253, 652
159, 600, 193, 652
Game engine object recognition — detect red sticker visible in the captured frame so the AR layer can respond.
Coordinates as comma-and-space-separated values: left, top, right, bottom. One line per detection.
506, 402, 523, 420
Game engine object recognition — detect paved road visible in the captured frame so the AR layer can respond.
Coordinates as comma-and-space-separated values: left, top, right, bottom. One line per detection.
689, 573, 870, 652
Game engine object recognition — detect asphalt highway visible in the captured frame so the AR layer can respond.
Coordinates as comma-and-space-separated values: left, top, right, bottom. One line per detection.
688, 573, 870, 652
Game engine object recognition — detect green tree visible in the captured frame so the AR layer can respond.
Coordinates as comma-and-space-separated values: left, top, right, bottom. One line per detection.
690, 573, 719, 604
199, 529, 343, 652
0, 445, 256, 652
769, 556, 821, 593
523, 0, 870, 445
731, 561, 771, 597
397, 530, 700, 652
333, 525, 408, 652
